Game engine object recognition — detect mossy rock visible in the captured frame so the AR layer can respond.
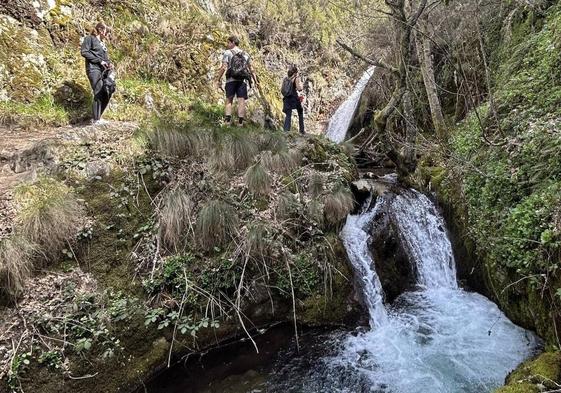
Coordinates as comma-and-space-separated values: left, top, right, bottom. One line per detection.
506, 352, 561, 387
494, 383, 540, 393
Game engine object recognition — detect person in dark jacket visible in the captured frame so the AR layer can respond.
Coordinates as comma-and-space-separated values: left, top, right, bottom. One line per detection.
80, 22, 113, 125
283, 65, 305, 134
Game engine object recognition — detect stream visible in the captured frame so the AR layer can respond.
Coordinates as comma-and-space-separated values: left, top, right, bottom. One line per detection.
146, 69, 541, 393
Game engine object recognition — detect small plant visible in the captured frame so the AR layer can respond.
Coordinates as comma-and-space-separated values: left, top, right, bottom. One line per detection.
8, 351, 32, 392
38, 351, 63, 371
324, 187, 354, 225
245, 163, 271, 196
196, 200, 239, 251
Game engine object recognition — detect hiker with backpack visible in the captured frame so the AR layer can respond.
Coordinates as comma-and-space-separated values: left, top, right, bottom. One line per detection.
215, 35, 257, 126
81, 22, 115, 125
281, 65, 305, 134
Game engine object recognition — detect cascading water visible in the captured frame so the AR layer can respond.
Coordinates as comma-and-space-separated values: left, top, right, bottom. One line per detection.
389, 189, 457, 289
325, 66, 376, 143
340, 197, 389, 328
327, 190, 540, 393
264, 190, 540, 393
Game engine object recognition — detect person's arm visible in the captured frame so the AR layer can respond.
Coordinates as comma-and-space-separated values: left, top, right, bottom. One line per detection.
80, 36, 106, 66
295, 75, 303, 92
248, 63, 259, 87
215, 62, 227, 87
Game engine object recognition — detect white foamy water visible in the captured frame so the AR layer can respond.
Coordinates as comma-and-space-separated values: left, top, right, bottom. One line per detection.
325, 66, 376, 143
324, 190, 541, 393
389, 190, 458, 289
341, 198, 389, 328
333, 287, 539, 393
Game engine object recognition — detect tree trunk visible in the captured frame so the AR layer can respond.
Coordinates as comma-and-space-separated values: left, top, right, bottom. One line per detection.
402, 89, 417, 165
415, 26, 447, 140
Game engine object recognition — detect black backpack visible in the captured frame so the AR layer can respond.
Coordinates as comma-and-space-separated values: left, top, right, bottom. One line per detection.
281, 77, 295, 97
102, 70, 116, 96
226, 51, 251, 83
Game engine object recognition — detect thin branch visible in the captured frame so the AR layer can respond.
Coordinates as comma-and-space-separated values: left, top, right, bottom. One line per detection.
336, 40, 398, 74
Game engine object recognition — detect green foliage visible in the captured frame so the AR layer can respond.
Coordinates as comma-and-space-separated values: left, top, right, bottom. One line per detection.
496, 6, 561, 118
275, 252, 322, 298
37, 351, 63, 371
7, 351, 31, 392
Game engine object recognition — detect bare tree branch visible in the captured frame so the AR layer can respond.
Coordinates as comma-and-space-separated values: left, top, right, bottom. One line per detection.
336, 39, 399, 74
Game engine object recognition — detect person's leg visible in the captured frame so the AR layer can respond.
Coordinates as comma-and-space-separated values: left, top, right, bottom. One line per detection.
237, 98, 246, 126
236, 81, 248, 126
92, 98, 101, 121
283, 109, 292, 132
99, 91, 111, 118
297, 106, 305, 134
224, 82, 235, 124
88, 68, 103, 122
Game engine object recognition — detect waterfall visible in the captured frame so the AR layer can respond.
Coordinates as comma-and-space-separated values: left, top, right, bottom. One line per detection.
340, 197, 389, 328
389, 189, 458, 289
325, 66, 375, 143
330, 188, 540, 393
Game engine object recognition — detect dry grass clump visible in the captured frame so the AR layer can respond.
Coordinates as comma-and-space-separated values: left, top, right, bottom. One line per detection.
196, 200, 239, 251
0, 236, 37, 302
308, 172, 324, 197
245, 163, 271, 196
149, 127, 205, 158
262, 149, 301, 175
211, 132, 258, 172
324, 188, 354, 226
276, 192, 299, 220
15, 178, 85, 259
246, 222, 273, 258
308, 200, 324, 227
159, 188, 194, 252
257, 131, 287, 153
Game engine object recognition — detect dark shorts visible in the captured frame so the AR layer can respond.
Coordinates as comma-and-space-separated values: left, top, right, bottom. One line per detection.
225, 80, 248, 99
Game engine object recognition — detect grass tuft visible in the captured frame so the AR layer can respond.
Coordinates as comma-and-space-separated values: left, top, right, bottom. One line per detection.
15, 178, 85, 259
245, 163, 271, 196
308, 200, 324, 227
276, 192, 299, 220
262, 149, 301, 175
257, 131, 287, 153
196, 200, 239, 251
0, 236, 37, 302
324, 188, 354, 226
247, 222, 273, 258
149, 127, 204, 158
159, 188, 193, 252
210, 132, 258, 172
308, 172, 324, 198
